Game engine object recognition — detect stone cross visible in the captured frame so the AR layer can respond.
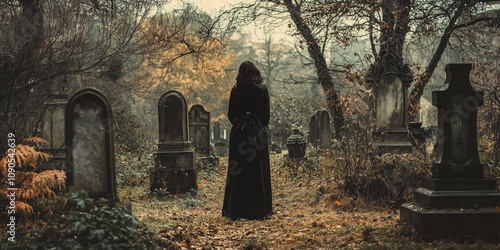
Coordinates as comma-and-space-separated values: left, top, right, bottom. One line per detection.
400, 63, 500, 239
432, 64, 484, 178
65, 88, 117, 201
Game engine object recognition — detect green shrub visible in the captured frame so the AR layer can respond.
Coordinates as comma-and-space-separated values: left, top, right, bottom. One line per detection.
2, 190, 154, 249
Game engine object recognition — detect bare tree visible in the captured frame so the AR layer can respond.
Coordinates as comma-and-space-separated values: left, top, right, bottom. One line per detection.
0, 0, 227, 153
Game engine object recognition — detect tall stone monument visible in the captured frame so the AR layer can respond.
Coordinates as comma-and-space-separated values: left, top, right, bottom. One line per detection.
65, 88, 117, 201
401, 64, 500, 239
365, 59, 414, 154
150, 90, 197, 194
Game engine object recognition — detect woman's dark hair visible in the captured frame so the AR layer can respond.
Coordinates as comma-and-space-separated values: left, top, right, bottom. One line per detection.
236, 61, 264, 85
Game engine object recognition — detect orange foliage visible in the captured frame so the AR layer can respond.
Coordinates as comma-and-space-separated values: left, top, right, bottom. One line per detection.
0, 137, 66, 215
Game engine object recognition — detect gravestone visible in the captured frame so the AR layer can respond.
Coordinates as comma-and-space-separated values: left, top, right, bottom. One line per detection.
308, 109, 331, 149
189, 104, 210, 155
41, 78, 68, 169
308, 114, 319, 148
213, 122, 227, 156
151, 90, 197, 194
401, 63, 500, 239
65, 88, 117, 201
318, 110, 331, 149
189, 104, 218, 167
367, 65, 414, 154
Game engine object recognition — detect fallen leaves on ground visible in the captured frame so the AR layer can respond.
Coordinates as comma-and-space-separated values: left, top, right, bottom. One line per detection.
122, 154, 499, 249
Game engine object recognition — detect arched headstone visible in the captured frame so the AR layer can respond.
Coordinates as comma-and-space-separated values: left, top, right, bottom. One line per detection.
151, 90, 197, 194
308, 115, 319, 148
65, 88, 116, 201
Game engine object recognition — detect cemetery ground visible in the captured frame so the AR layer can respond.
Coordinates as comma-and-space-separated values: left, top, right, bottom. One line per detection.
122, 152, 500, 249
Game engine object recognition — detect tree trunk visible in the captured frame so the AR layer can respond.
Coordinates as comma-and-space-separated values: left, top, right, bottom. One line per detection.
408, 1, 467, 121
282, 0, 344, 137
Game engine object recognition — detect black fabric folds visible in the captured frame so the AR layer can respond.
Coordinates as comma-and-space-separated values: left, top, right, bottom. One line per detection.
222, 83, 272, 220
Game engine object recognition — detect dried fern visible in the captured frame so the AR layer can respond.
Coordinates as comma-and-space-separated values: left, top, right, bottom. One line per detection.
22, 137, 50, 148
1, 137, 65, 215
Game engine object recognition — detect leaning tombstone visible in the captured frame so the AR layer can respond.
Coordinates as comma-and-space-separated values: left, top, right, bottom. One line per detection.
400, 63, 500, 239
150, 90, 197, 194
65, 87, 117, 201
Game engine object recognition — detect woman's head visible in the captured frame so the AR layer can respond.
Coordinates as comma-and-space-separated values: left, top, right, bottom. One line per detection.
236, 61, 264, 85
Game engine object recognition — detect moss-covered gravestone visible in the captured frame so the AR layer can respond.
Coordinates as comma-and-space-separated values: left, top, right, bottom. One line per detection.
65, 88, 117, 201
150, 90, 197, 194
401, 64, 500, 239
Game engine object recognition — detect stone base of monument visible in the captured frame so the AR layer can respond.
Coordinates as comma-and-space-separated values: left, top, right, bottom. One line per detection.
401, 177, 500, 239
196, 155, 219, 169
373, 128, 413, 154
151, 150, 197, 194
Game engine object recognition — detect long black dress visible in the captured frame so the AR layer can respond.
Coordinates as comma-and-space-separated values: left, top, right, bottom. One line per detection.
222, 82, 273, 220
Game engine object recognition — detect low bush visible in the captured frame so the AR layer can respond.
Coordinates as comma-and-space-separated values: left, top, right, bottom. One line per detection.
2, 190, 155, 249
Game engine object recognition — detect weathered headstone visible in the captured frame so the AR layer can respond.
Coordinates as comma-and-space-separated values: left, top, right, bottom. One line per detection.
189, 104, 218, 167
213, 122, 227, 156
401, 63, 500, 239
308, 114, 319, 148
367, 65, 414, 154
189, 104, 210, 155
308, 109, 331, 149
151, 90, 197, 194
65, 88, 117, 201
318, 110, 331, 149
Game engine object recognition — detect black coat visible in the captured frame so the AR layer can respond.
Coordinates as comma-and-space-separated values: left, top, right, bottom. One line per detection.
222, 83, 273, 220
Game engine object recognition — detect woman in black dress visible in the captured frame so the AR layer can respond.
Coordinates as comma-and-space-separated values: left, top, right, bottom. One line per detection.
222, 61, 273, 220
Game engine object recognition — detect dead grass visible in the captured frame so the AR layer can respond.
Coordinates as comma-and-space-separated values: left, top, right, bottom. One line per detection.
120, 153, 500, 249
